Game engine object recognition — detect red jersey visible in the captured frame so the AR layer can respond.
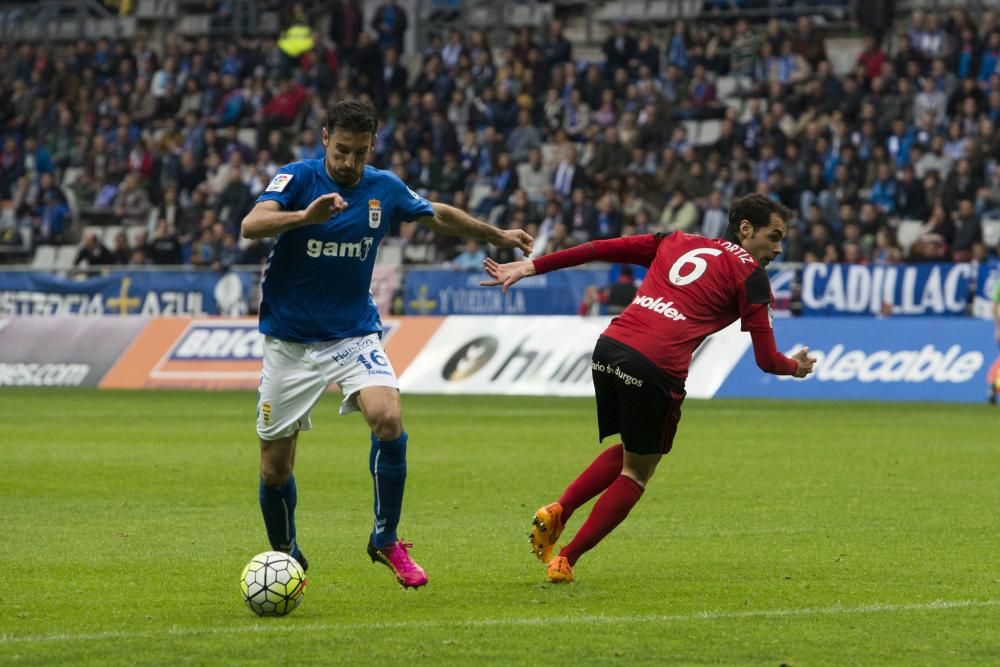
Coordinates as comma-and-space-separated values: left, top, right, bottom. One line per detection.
533, 232, 791, 382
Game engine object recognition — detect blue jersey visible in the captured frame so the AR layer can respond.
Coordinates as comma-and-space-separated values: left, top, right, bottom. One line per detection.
256, 160, 434, 342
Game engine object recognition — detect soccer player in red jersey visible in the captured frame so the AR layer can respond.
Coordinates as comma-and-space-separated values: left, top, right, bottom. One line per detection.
482, 194, 817, 583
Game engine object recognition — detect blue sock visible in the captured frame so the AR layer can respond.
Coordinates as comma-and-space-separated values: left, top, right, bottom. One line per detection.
370, 431, 407, 549
259, 474, 302, 561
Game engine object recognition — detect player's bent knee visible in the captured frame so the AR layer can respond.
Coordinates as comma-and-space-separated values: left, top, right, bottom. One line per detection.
622, 467, 655, 486
370, 413, 403, 442
260, 467, 292, 487
260, 458, 293, 486
260, 445, 294, 485
622, 453, 662, 486
259, 435, 295, 486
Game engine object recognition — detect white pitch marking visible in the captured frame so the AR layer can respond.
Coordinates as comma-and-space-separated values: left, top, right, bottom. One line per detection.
2, 598, 997, 645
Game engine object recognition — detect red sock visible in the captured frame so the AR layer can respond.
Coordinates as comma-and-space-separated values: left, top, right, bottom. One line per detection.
558, 444, 623, 522
559, 475, 644, 566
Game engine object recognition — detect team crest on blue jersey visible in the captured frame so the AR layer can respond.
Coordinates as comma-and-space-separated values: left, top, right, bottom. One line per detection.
368, 199, 381, 228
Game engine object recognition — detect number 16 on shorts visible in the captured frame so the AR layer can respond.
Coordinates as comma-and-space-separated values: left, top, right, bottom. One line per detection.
355, 349, 391, 375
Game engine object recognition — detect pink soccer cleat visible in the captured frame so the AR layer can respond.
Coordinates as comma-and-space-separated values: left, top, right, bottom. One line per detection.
368, 539, 428, 588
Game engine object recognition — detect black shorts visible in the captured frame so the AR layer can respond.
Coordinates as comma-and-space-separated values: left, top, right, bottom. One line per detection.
592, 336, 686, 456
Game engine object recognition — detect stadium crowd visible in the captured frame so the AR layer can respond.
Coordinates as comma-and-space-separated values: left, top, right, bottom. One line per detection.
1, 1, 1000, 268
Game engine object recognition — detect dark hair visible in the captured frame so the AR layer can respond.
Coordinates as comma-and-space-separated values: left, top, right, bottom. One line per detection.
325, 99, 378, 136
724, 194, 793, 244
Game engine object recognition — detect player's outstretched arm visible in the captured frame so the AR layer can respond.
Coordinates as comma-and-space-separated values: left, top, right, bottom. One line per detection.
749, 327, 816, 378
481, 236, 657, 293
417, 203, 533, 255
241, 194, 347, 239
480, 257, 535, 293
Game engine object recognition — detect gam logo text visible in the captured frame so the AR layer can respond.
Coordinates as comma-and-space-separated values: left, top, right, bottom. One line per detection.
305, 237, 374, 261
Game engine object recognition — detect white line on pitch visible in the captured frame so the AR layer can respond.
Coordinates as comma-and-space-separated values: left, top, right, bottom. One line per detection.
2, 598, 997, 645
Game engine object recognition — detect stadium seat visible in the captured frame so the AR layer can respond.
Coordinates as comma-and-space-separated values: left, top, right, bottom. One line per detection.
135, 0, 157, 19
465, 6, 491, 27
50, 19, 75, 41
16, 225, 33, 254
896, 219, 924, 255
722, 97, 744, 114
86, 17, 134, 40
403, 243, 433, 264
136, 0, 173, 19
716, 76, 737, 100
376, 242, 403, 266
646, 1, 674, 20
177, 14, 210, 36
695, 119, 722, 146
62, 167, 83, 186
258, 12, 279, 33
62, 187, 79, 225
82, 225, 106, 244
237, 128, 258, 152
31, 244, 56, 269
145, 206, 160, 234
54, 245, 78, 269
0, 203, 14, 227
146, 0, 179, 19
509, 4, 531, 25
562, 20, 588, 44
983, 218, 1000, 249
739, 99, 767, 123
596, 1, 622, 21
102, 226, 124, 248
825, 37, 865, 76
486, 204, 506, 228
468, 181, 493, 211
540, 143, 561, 168
575, 45, 606, 63
127, 225, 149, 247
622, 0, 647, 20
682, 120, 699, 141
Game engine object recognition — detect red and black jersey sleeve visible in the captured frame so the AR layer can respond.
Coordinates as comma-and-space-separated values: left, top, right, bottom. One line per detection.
737, 267, 797, 375
750, 328, 798, 375
532, 234, 665, 274
738, 266, 773, 333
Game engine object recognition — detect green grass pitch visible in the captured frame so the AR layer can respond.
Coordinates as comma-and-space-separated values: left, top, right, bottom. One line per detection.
1, 389, 998, 665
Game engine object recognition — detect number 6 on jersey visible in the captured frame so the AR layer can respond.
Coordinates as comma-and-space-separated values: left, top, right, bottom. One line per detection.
668, 248, 723, 286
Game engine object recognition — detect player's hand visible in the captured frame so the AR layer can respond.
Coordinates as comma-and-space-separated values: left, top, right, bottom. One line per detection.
493, 229, 534, 256
791, 346, 817, 378
302, 193, 347, 225
480, 258, 535, 293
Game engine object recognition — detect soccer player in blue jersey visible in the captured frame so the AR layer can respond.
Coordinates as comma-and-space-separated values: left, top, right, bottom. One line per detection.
241, 100, 533, 588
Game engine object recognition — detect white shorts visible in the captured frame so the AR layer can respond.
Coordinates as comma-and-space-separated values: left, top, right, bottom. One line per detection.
256, 333, 399, 441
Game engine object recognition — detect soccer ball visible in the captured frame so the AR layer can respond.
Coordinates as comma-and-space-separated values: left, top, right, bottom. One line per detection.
240, 551, 307, 617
